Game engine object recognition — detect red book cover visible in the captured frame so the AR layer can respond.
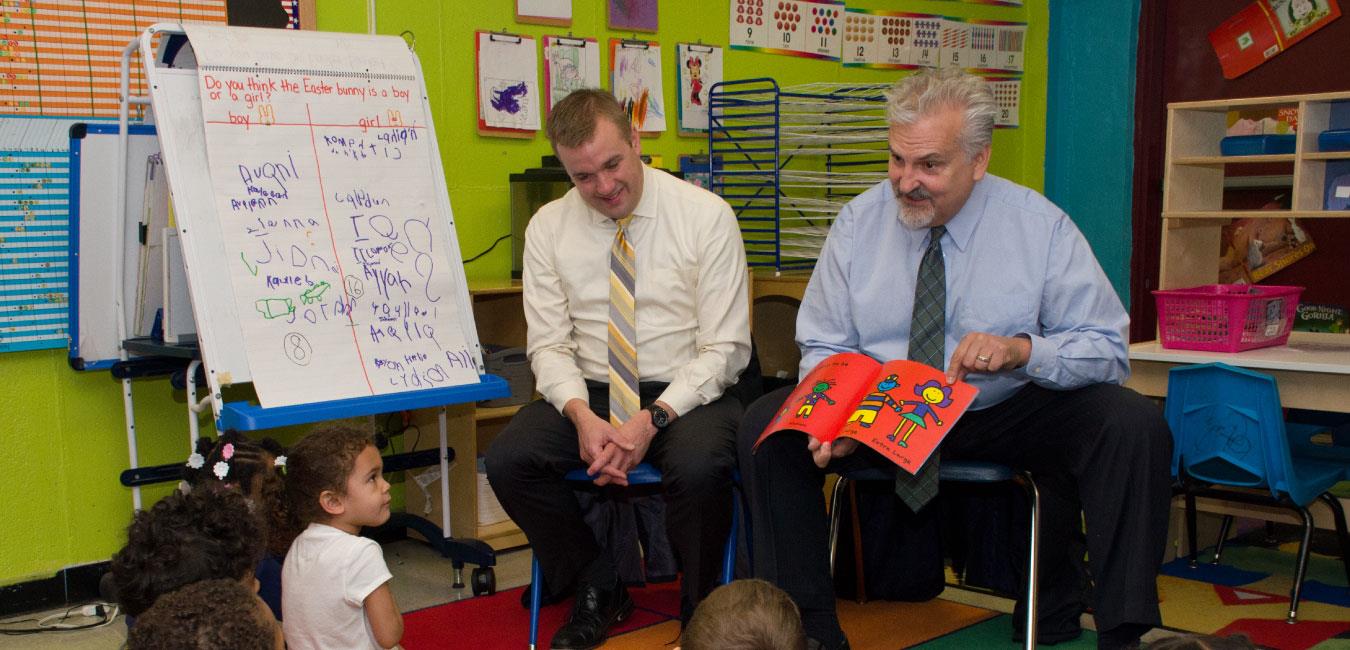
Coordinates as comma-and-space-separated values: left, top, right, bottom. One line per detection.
754, 352, 978, 475
1210, 0, 1341, 80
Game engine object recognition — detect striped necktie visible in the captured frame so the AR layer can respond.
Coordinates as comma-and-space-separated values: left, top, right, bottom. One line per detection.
608, 216, 639, 426
896, 225, 946, 512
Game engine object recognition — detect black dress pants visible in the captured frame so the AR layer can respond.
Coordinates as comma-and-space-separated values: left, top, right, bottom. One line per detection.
739, 381, 1173, 644
485, 381, 740, 620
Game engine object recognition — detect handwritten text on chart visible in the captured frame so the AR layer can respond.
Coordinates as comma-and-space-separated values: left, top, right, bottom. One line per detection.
200, 65, 473, 400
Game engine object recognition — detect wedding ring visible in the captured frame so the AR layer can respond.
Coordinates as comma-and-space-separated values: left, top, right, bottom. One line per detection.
976, 354, 992, 363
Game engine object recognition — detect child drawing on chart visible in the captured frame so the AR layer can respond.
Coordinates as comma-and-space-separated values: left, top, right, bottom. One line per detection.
796, 381, 837, 418
846, 374, 902, 428
888, 380, 953, 448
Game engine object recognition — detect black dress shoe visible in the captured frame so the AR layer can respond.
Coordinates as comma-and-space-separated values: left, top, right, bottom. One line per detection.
549, 582, 635, 650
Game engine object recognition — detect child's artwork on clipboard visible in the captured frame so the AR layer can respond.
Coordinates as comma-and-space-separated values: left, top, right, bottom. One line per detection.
475, 31, 541, 137
610, 39, 666, 133
676, 43, 721, 133
544, 35, 601, 114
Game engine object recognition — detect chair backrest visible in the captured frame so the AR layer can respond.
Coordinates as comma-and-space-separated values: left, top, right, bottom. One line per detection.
1165, 363, 1289, 496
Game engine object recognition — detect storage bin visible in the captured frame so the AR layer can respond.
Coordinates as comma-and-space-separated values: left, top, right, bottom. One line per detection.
1153, 284, 1302, 352
1219, 134, 1296, 156
1318, 128, 1350, 152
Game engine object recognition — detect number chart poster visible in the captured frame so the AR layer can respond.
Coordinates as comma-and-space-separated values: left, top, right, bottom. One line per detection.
731, 0, 844, 61
184, 24, 478, 408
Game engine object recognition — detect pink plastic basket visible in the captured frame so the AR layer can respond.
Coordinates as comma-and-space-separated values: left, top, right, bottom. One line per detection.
1153, 284, 1303, 352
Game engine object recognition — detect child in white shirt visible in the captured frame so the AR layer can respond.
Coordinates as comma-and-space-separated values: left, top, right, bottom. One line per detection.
281, 426, 402, 650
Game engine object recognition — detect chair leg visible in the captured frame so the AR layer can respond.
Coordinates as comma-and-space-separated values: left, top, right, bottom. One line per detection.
1287, 504, 1316, 624
1316, 492, 1350, 590
721, 487, 739, 585
828, 477, 849, 576
1017, 472, 1040, 650
1185, 491, 1200, 569
849, 481, 867, 604
528, 556, 544, 649
1211, 514, 1235, 565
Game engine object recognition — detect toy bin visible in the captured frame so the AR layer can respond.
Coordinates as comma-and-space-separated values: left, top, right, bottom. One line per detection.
1153, 284, 1303, 352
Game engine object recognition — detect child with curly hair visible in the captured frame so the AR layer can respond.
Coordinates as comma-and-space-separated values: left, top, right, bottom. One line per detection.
183, 431, 292, 619
282, 426, 402, 650
127, 578, 284, 650
110, 489, 264, 618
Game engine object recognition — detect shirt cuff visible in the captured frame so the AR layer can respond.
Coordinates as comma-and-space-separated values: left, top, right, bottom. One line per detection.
656, 383, 702, 419
1019, 333, 1054, 380
545, 379, 590, 415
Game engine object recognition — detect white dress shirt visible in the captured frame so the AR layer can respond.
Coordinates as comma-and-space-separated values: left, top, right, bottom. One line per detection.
522, 165, 751, 417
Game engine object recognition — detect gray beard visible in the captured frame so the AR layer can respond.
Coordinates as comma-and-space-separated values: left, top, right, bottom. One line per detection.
898, 201, 936, 229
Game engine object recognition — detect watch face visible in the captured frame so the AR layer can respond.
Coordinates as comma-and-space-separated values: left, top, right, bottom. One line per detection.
648, 405, 668, 427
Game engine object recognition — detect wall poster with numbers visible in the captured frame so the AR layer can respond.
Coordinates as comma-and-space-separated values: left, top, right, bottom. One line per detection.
730, 0, 844, 61
842, 9, 942, 69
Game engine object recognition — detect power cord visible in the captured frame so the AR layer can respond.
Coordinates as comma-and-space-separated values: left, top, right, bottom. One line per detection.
0, 602, 120, 635
462, 233, 511, 264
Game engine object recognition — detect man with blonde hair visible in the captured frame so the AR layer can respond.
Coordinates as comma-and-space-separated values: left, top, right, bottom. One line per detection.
487, 88, 751, 650
739, 68, 1171, 650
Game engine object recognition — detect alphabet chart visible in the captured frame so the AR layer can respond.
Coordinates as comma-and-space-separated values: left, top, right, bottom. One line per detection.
184, 24, 478, 408
730, 0, 844, 61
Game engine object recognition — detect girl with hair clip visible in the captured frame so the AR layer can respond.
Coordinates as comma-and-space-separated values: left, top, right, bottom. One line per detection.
182, 430, 293, 620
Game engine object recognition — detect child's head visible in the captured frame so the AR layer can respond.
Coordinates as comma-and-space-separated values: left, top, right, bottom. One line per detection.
285, 425, 390, 534
127, 578, 284, 650
679, 579, 806, 650
184, 431, 293, 556
111, 489, 264, 617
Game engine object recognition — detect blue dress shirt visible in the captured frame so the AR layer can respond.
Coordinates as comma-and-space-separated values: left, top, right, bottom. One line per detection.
797, 174, 1130, 410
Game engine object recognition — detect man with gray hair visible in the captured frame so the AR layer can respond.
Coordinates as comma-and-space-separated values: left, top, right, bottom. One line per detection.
738, 68, 1171, 649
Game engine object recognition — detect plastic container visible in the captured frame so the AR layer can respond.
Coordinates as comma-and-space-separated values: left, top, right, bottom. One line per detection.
1153, 284, 1303, 352
1318, 128, 1350, 152
1219, 134, 1296, 156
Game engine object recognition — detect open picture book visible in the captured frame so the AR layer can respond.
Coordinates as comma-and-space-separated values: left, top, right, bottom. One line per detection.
754, 352, 979, 475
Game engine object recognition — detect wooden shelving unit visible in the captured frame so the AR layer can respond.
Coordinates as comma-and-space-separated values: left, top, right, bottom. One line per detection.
405, 280, 529, 551
1128, 90, 1350, 416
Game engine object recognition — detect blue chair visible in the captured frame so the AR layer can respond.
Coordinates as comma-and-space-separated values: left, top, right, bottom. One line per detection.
827, 461, 1040, 650
1166, 362, 1350, 623
527, 463, 740, 650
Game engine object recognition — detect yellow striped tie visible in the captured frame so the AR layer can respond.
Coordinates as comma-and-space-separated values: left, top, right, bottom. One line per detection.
608, 216, 639, 426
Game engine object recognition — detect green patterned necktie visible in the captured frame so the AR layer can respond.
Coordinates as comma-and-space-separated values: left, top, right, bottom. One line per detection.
896, 225, 946, 512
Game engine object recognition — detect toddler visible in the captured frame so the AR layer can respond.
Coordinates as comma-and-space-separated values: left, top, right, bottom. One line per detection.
127, 578, 284, 650
281, 426, 402, 650
111, 488, 264, 617
679, 579, 806, 650
183, 431, 292, 618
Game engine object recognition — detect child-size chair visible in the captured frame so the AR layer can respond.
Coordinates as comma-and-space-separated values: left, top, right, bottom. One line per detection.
827, 461, 1040, 650
1166, 362, 1350, 623
526, 463, 740, 650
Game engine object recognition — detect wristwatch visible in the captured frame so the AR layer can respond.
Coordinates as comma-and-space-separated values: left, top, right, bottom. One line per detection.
644, 403, 671, 429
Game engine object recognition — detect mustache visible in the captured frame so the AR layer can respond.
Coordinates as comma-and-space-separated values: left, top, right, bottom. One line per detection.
896, 187, 933, 201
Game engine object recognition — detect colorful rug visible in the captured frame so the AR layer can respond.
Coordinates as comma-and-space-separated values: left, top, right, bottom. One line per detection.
401, 581, 997, 650
1158, 538, 1350, 650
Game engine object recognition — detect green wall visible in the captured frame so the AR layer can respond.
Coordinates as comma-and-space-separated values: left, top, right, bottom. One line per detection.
1, 0, 1047, 587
